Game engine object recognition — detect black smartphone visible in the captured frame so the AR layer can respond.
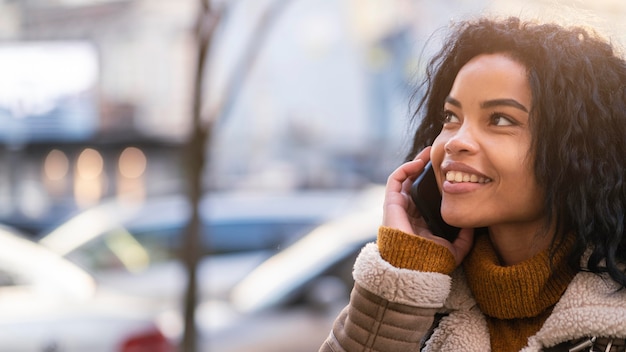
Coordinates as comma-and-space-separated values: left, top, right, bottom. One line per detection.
410, 161, 460, 242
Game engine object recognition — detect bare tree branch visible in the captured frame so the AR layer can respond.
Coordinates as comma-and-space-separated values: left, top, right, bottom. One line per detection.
204, 0, 294, 128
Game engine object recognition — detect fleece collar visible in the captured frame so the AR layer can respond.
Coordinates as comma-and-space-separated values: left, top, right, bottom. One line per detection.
523, 270, 626, 350
434, 268, 626, 351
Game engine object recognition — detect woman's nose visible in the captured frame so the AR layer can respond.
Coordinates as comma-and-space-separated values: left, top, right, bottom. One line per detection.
444, 124, 479, 155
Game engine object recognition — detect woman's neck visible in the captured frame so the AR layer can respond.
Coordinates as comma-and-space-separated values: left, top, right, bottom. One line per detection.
487, 223, 555, 266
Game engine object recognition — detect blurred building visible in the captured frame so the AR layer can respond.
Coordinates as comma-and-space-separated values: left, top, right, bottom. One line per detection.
1, 0, 624, 235
0, 0, 197, 234
0, 0, 430, 234
9, 0, 197, 140
205, 0, 424, 190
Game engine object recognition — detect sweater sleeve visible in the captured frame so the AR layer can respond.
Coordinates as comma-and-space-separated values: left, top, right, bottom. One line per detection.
378, 226, 457, 274
319, 227, 454, 352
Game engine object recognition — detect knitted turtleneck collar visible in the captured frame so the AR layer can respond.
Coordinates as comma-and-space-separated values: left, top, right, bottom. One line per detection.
463, 233, 577, 320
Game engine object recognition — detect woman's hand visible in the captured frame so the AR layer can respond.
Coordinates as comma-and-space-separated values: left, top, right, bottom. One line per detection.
382, 146, 474, 266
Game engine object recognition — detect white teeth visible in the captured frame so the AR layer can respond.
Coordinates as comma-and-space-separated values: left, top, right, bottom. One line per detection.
445, 171, 491, 184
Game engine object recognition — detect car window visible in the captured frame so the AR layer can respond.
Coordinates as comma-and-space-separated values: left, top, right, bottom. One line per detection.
63, 220, 316, 274
64, 226, 171, 274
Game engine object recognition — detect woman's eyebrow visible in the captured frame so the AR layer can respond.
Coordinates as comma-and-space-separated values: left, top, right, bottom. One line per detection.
481, 98, 528, 112
444, 96, 461, 107
445, 96, 529, 113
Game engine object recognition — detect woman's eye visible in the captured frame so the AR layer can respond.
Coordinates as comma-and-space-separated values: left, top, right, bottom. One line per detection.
491, 113, 516, 126
443, 111, 460, 124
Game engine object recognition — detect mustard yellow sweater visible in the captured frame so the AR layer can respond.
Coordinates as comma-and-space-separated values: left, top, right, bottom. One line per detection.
378, 227, 576, 352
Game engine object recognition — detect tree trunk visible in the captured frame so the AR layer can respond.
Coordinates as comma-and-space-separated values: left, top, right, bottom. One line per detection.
180, 1, 292, 350
180, 1, 214, 351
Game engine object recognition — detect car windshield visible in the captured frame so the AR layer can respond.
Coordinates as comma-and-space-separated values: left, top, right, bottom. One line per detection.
39, 190, 359, 275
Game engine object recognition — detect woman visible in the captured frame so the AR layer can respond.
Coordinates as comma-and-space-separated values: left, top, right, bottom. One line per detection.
320, 17, 626, 351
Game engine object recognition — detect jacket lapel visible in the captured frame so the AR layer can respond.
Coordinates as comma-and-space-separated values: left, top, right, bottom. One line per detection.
523, 271, 626, 351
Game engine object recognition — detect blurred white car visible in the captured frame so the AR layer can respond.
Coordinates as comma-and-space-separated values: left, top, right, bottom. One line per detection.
35, 185, 383, 351
0, 225, 173, 352
195, 185, 384, 351
36, 190, 361, 301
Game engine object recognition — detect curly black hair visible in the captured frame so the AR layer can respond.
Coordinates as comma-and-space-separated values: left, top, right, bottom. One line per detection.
406, 17, 626, 288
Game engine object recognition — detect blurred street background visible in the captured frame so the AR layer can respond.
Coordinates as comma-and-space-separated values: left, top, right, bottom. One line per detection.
0, 0, 625, 351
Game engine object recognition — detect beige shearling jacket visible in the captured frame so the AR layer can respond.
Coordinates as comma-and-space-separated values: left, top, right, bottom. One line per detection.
319, 242, 626, 352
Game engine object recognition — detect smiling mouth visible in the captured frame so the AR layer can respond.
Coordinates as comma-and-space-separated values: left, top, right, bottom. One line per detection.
446, 171, 492, 184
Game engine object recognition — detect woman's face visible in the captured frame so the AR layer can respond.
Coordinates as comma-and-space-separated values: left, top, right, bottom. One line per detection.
430, 53, 546, 237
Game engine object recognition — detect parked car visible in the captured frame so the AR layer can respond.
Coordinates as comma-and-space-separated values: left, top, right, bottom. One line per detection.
0, 224, 173, 352
192, 185, 384, 351
36, 184, 383, 351
36, 189, 362, 302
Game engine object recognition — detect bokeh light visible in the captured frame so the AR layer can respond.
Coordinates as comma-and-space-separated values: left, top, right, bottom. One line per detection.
118, 147, 147, 179
44, 149, 70, 181
76, 148, 103, 180
74, 148, 105, 207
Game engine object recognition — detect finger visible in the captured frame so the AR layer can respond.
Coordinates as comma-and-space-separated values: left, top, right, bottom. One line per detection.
386, 159, 425, 194
387, 147, 432, 194
413, 146, 431, 162
401, 147, 433, 196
